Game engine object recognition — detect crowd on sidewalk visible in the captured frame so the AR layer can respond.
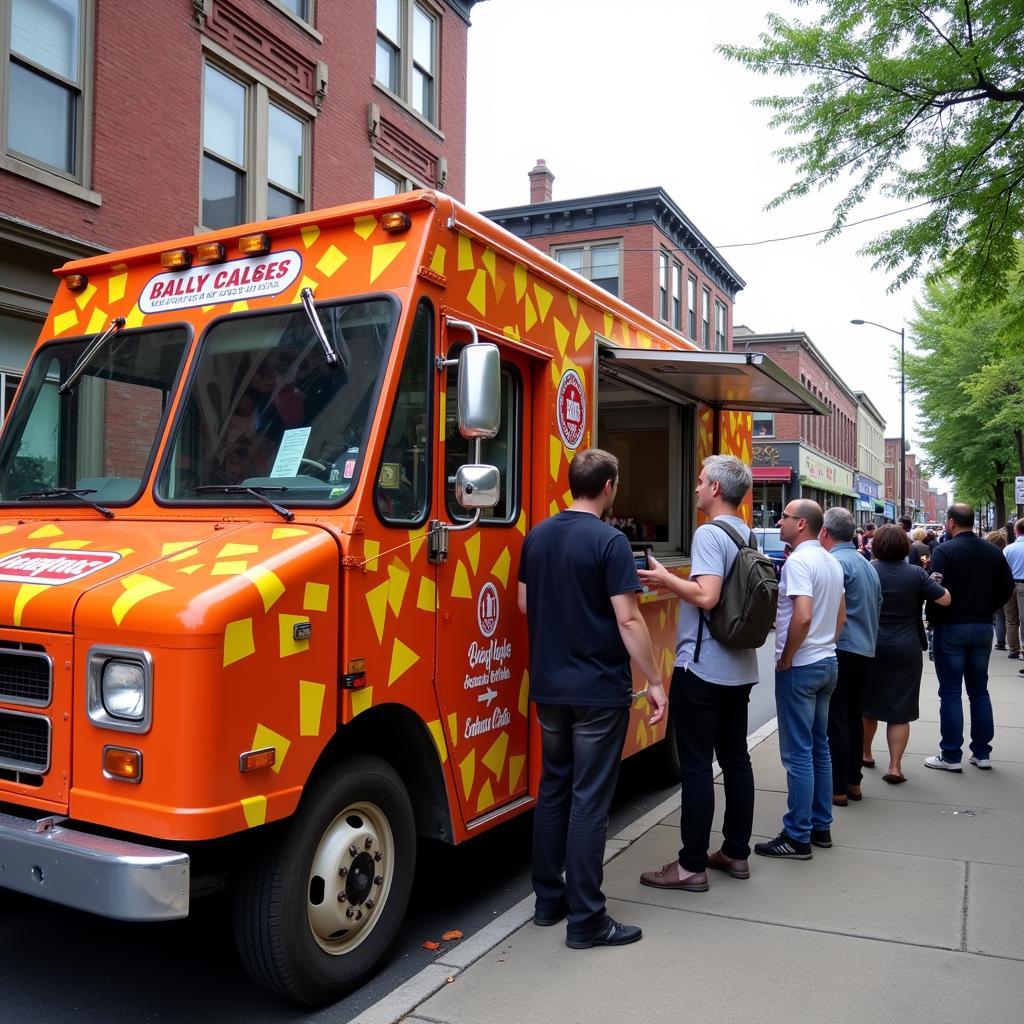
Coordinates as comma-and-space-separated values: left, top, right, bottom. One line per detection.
517, 448, 1018, 951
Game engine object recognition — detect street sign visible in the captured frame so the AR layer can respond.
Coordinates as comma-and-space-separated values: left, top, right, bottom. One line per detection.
1016, 475, 1024, 505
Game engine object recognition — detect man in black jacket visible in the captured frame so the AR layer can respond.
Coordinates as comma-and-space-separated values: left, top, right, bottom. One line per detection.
925, 503, 1015, 771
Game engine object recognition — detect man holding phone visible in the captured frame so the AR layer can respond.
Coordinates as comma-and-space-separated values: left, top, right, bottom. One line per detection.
638, 455, 761, 891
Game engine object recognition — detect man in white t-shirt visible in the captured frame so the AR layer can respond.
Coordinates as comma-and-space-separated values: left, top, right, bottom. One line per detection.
755, 499, 846, 860
637, 455, 760, 892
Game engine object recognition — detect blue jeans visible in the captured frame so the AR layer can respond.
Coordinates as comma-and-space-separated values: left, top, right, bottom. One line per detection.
532, 704, 629, 940
775, 657, 838, 843
933, 623, 995, 762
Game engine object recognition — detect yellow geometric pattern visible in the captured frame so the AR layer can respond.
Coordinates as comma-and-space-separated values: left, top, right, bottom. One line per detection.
252, 723, 291, 774
299, 680, 326, 736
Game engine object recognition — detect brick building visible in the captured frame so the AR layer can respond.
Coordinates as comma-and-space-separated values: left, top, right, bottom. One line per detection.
852, 390, 887, 525
0, 0, 480, 408
736, 327, 860, 523
884, 438, 935, 521
481, 161, 744, 350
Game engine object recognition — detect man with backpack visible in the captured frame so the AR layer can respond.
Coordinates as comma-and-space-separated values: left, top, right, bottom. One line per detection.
638, 455, 778, 891
756, 500, 846, 860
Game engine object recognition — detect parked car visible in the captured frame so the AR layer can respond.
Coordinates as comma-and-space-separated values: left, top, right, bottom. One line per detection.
752, 526, 787, 580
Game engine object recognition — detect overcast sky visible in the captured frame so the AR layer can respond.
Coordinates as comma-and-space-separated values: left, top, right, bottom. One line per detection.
465, 0, 949, 492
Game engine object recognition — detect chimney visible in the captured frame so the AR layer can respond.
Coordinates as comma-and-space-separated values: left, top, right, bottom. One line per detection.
528, 158, 554, 204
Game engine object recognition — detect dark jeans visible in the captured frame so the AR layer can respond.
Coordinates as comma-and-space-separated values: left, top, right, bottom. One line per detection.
672, 667, 755, 871
827, 650, 871, 794
933, 623, 995, 762
532, 703, 629, 940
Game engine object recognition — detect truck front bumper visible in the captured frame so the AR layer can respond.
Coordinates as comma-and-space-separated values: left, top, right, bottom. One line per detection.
0, 810, 189, 921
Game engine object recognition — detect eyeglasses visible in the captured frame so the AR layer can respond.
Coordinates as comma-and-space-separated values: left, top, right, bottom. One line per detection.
779, 513, 802, 521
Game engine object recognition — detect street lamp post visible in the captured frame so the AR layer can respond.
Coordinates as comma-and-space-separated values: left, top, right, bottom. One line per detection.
851, 318, 906, 520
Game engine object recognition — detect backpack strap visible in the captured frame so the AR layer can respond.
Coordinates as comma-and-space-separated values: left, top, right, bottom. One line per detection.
692, 520, 754, 662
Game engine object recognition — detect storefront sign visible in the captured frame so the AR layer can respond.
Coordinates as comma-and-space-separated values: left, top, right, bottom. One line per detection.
854, 475, 881, 500
799, 450, 854, 494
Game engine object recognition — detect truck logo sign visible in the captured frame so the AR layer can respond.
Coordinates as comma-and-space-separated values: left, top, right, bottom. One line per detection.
0, 548, 122, 586
477, 582, 499, 638
556, 369, 586, 449
139, 250, 302, 314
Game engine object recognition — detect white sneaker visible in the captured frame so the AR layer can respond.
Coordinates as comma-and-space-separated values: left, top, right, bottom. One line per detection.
969, 755, 992, 770
924, 754, 962, 772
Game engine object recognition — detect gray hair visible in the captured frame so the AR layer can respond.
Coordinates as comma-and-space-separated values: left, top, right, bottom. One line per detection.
822, 506, 855, 543
702, 455, 753, 506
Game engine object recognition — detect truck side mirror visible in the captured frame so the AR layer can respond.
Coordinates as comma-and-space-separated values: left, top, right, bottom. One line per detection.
454, 464, 500, 509
457, 343, 500, 439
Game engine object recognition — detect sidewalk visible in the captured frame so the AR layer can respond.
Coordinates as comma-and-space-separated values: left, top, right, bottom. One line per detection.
381, 652, 1024, 1024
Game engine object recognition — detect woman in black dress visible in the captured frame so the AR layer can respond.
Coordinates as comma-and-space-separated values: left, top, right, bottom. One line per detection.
862, 525, 950, 782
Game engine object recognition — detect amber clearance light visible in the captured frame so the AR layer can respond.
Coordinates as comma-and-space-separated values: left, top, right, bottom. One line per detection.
65, 274, 89, 292
239, 232, 272, 256
160, 248, 193, 270
103, 745, 142, 783
381, 212, 411, 233
195, 241, 226, 263
239, 746, 276, 773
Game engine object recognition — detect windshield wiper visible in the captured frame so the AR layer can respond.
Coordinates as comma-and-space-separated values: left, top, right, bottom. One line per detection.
16, 487, 115, 519
58, 316, 126, 396
193, 485, 295, 522
299, 287, 340, 367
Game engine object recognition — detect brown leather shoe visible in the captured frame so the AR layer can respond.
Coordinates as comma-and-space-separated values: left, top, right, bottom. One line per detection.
833, 793, 848, 807
707, 849, 750, 879
640, 861, 709, 891
847, 785, 863, 801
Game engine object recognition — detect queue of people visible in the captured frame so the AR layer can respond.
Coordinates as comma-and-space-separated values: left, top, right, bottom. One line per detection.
517, 448, 1016, 950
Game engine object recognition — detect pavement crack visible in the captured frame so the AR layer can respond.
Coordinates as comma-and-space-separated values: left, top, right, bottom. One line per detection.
961, 860, 970, 951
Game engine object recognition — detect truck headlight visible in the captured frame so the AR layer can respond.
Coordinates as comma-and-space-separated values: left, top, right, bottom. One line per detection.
87, 646, 153, 733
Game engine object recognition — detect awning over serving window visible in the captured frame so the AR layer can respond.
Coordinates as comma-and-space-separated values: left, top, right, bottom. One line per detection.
598, 342, 829, 415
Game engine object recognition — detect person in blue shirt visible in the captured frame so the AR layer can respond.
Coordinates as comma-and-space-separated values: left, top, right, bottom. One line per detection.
1003, 518, 1024, 673
819, 507, 882, 803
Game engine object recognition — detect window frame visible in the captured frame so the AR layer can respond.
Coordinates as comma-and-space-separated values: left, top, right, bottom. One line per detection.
687, 274, 696, 340
199, 49, 314, 232
374, 0, 442, 127
659, 250, 669, 323
671, 260, 682, 331
552, 239, 623, 298
701, 287, 710, 348
752, 411, 775, 439
373, 156, 428, 198
0, 0, 98, 202
714, 299, 726, 351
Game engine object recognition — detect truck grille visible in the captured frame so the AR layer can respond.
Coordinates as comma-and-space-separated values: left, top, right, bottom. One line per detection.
0, 644, 52, 706
0, 709, 50, 774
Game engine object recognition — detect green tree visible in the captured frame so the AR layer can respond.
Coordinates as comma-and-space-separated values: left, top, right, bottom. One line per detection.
904, 274, 1021, 523
721, 2, 1024, 301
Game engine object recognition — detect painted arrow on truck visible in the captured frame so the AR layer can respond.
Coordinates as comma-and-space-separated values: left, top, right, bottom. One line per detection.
477, 687, 498, 707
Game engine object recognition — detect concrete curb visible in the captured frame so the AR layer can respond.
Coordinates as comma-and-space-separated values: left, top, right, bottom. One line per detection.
348, 717, 779, 1024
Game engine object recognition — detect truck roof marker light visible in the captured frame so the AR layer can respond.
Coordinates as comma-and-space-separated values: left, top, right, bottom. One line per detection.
160, 248, 193, 271
65, 274, 88, 292
239, 232, 271, 256
381, 212, 411, 233
103, 745, 142, 783
240, 747, 276, 773
195, 241, 226, 264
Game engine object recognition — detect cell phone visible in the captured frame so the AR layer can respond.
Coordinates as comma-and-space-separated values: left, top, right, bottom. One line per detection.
633, 545, 653, 572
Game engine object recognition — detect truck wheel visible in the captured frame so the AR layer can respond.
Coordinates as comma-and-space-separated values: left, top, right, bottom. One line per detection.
233, 755, 416, 1006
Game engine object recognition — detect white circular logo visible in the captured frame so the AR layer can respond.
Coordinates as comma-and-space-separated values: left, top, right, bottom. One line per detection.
477, 582, 500, 638
556, 369, 586, 450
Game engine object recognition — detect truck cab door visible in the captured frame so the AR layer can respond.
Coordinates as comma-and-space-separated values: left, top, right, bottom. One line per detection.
433, 339, 532, 828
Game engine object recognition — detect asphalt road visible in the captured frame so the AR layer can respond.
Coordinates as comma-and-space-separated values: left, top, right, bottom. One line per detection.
0, 643, 777, 1024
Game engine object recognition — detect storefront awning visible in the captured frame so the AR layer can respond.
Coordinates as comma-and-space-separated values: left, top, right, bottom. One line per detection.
753, 467, 792, 482
598, 342, 829, 415
873, 500, 885, 513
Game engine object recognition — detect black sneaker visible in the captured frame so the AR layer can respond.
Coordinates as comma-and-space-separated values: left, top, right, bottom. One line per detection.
566, 917, 642, 949
753, 832, 812, 860
810, 829, 833, 848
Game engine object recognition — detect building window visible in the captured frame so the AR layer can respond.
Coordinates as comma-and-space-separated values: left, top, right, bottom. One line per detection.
375, 0, 439, 124
671, 261, 682, 331
201, 61, 310, 230
274, 0, 311, 21
701, 287, 710, 348
714, 299, 726, 351
4, 0, 88, 179
659, 251, 669, 322
553, 242, 622, 298
753, 412, 774, 438
373, 161, 425, 197
687, 274, 696, 340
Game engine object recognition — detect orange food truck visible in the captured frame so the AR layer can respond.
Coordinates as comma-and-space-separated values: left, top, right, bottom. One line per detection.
0, 191, 823, 1004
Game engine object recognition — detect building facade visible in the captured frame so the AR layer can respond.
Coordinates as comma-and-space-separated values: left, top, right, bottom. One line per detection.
0, 0, 479, 406
481, 162, 745, 351
736, 328, 859, 523
853, 390, 887, 524
884, 438, 935, 521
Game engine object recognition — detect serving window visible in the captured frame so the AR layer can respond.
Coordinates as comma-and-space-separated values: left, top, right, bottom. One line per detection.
597, 364, 691, 557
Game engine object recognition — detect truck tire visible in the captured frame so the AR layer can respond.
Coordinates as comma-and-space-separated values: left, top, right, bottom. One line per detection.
233, 755, 416, 1006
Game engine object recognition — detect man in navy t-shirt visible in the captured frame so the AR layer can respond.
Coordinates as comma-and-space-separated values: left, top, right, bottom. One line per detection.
518, 448, 666, 950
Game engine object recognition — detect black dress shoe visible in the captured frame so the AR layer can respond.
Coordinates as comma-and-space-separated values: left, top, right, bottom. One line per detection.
566, 918, 642, 949
533, 905, 568, 926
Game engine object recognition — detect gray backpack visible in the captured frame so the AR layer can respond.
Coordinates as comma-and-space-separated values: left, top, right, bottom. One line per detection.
694, 522, 779, 661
